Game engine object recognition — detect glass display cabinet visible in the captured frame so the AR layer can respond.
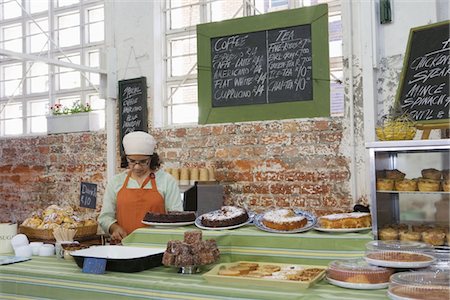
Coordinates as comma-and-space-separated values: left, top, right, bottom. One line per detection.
366, 139, 450, 239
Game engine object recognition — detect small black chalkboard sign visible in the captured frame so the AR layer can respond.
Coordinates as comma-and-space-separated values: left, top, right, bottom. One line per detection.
396, 21, 450, 123
211, 24, 312, 107
80, 182, 97, 209
118, 77, 148, 167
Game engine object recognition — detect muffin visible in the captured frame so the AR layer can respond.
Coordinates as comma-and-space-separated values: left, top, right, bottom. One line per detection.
399, 230, 422, 242
386, 169, 406, 180
379, 227, 398, 240
443, 179, 450, 192
412, 224, 432, 233
422, 230, 446, 246
421, 168, 442, 180
395, 179, 417, 191
377, 179, 394, 191
418, 179, 441, 192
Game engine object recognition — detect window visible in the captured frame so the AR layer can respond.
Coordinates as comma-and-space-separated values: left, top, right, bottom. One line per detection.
162, 0, 344, 126
0, 0, 105, 136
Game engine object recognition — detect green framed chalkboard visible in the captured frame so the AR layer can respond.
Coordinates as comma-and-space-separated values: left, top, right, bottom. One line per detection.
395, 20, 450, 124
197, 4, 330, 124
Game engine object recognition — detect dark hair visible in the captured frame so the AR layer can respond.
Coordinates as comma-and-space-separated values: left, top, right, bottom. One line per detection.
149, 152, 161, 170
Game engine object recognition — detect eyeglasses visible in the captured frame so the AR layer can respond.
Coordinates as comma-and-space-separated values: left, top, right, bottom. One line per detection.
126, 158, 150, 166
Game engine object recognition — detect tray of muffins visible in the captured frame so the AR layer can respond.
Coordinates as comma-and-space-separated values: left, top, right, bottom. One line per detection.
379, 224, 449, 246
203, 261, 326, 291
253, 209, 317, 233
376, 168, 450, 193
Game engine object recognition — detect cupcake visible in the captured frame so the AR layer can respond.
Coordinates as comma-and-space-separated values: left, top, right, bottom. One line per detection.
418, 179, 440, 192
399, 230, 421, 242
379, 227, 398, 240
386, 169, 406, 180
377, 179, 394, 191
422, 230, 446, 246
421, 168, 442, 180
395, 179, 417, 191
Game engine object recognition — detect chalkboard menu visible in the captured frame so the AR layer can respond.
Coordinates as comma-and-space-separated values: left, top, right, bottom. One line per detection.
197, 4, 329, 124
80, 182, 97, 209
211, 25, 312, 107
396, 21, 450, 123
118, 77, 148, 166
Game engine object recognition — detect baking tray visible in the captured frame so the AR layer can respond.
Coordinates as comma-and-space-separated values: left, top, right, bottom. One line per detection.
71, 245, 165, 273
203, 261, 326, 291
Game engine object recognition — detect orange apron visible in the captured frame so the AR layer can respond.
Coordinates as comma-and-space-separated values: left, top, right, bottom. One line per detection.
116, 172, 165, 234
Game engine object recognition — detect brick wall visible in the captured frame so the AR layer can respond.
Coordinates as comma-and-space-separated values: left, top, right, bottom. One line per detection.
0, 118, 351, 223
0, 133, 107, 223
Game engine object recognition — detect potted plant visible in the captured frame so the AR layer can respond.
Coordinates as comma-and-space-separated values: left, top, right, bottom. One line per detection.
47, 101, 101, 134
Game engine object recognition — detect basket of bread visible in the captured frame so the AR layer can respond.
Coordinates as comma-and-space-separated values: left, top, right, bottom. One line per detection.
376, 106, 416, 141
19, 205, 98, 241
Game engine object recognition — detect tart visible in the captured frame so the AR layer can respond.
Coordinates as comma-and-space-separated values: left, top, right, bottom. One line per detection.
417, 179, 440, 192
376, 179, 394, 191
385, 169, 406, 180
327, 258, 393, 284
421, 168, 442, 180
395, 179, 417, 191
318, 212, 371, 229
399, 230, 421, 242
379, 227, 398, 240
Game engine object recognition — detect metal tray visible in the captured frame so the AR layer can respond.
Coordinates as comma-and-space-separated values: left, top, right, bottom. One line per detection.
71, 245, 165, 273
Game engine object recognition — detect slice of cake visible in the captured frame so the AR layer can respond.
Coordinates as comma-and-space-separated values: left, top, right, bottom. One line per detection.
200, 206, 249, 228
143, 211, 196, 223
261, 209, 307, 231
318, 212, 371, 229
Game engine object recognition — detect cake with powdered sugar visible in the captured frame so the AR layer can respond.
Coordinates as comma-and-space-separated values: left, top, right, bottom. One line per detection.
318, 212, 371, 229
262, 209, 307, 231
200, 206, 249, 228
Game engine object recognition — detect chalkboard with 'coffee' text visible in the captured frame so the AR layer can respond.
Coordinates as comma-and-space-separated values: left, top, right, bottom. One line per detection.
118, 77, 148, 167
396, 21, 450, 124
211, 25, 312, 107
198, 4, 329, 124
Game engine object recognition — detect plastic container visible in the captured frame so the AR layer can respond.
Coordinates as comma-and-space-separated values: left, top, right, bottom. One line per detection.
388, 271, 449, 300
424, 247, 450, 272
365, 240, 435, 269
327, 258, 393, 286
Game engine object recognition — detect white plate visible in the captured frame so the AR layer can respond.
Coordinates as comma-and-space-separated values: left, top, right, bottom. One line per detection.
327, 277, 389, 290
141, 220, 195, 227
364, 252, 435, 269
314, 226, 372, 233
71, 245, 165, 260
387, 290, 413, 300
253, 210, 317, 234
194, 217, 252, 230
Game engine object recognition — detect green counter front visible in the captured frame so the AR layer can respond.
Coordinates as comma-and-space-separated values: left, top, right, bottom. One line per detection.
0, 227, 389, 300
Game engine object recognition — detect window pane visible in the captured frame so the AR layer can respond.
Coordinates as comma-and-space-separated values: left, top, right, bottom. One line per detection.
58, 27, 80, 47
58, 54, 81, 89
29, 100, 48, 116
2, 24, 22, 52
170, 55, 196, 76
2, 64, 22, 97
88, 94, 105, 110
29, 19, 49, 52
87, 51, 100, 85
170, 85, 197, 104
58, 13, 79, 28
88, 21, 104, 43
57, 0, 79, 8
88, 7, 104, 23
4, 102, 21, 117
29, 75, 48, 93
3, 64, 21, 79
29, 116, 46, 133
2, 0, 21, 19
170, 37, 196, 56
211, 0, 243, 22
58, 96, 79, 108
169, 2, 200, 30
5, 118, 22, 134
172, 103, 198, 124
30, 1, 48, 13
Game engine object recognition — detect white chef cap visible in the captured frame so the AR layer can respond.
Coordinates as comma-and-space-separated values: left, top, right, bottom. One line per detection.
122, 131, 156, 155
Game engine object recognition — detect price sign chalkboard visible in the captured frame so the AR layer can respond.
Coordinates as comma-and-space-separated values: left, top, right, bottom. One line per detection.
397, 21, 450, 123
80, 182, 97, 209
197, 4, 330, 124
118, 77, 148, 167
212, 25, 312, 107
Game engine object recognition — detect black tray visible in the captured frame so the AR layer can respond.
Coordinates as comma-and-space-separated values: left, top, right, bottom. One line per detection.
71, 245, 164, 273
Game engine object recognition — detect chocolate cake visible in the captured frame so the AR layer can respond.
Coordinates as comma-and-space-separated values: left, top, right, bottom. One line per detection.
143, 211, 196, 223
200, 206, 249, 228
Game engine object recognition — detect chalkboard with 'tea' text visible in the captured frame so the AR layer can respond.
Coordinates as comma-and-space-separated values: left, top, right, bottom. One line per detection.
211, 25, 312, 107
396, 21, 450, 124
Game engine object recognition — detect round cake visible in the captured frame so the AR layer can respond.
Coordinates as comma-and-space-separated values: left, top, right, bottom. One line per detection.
200, 206, 249, 228
143, 211, 196, 223
327, 258, 393, 284
318, 212, 371, 229
261, 209, 307, 231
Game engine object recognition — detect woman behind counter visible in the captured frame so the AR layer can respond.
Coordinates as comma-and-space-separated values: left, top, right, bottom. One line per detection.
99, 131, 183, 243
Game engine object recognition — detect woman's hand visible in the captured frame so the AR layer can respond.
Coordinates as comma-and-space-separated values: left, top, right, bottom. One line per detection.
109, 223, 127, 244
